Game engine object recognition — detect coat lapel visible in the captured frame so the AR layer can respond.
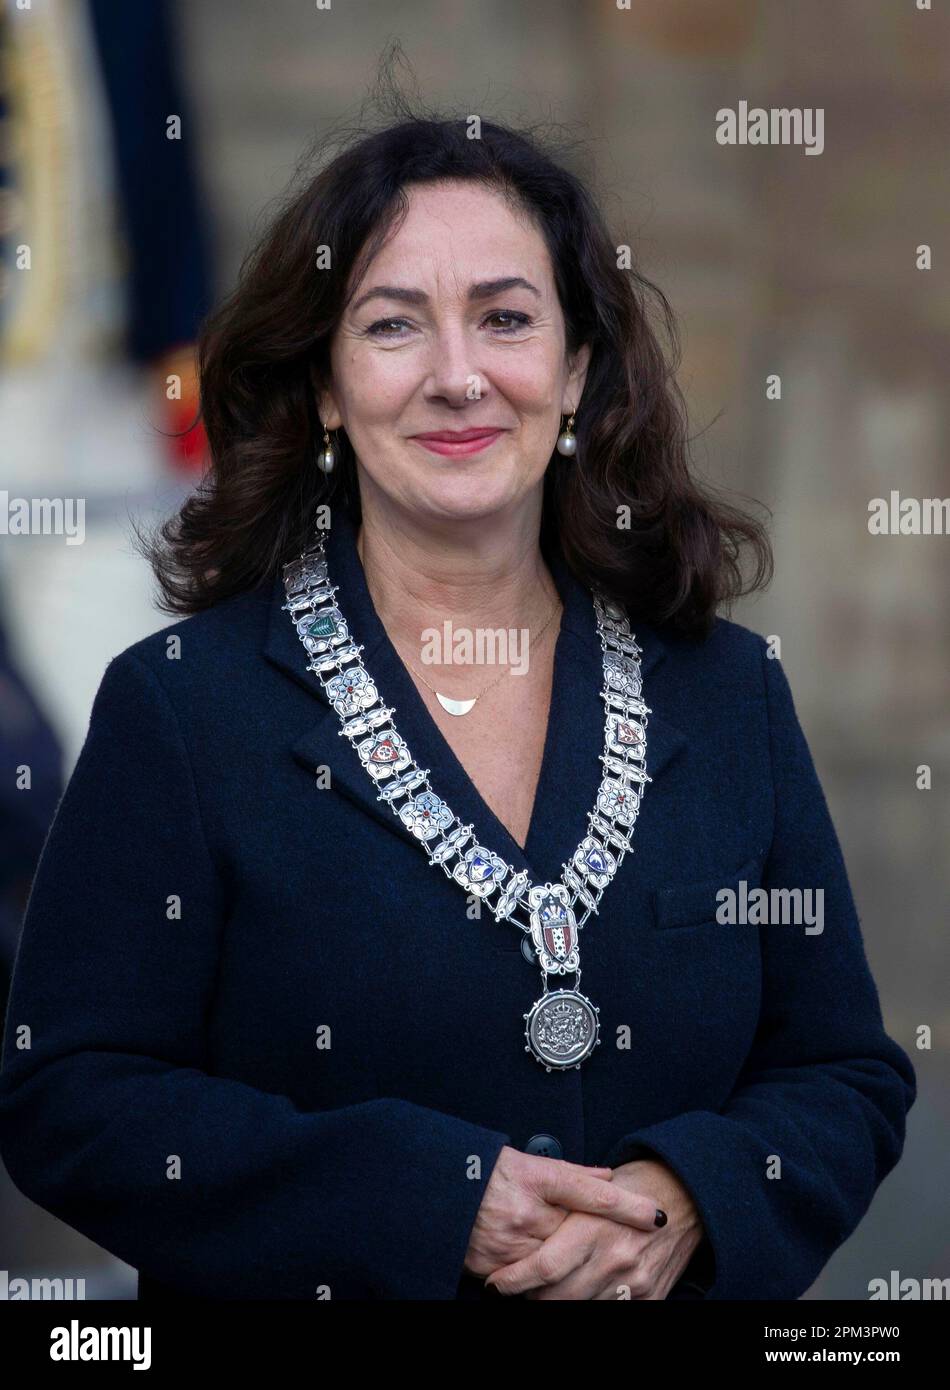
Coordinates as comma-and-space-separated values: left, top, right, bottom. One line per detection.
262, 506, 688, 881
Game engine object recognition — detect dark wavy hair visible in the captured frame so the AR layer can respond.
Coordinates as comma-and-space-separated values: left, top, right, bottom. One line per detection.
138, 87, 771, 639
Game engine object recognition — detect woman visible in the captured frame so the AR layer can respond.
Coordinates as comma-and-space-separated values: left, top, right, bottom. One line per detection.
0, 114, 915, 1301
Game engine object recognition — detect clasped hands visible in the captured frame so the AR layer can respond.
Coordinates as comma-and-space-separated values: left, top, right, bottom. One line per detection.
464, 1144, 704, 1300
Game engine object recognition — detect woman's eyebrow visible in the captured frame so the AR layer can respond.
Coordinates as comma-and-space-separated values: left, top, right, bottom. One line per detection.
349, 276, 541, 313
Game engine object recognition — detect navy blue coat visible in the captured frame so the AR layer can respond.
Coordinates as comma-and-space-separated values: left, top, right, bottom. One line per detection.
0, 504, 916, 1300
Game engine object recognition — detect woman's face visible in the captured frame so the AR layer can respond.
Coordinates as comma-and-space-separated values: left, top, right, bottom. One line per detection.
318, 179, 590, 527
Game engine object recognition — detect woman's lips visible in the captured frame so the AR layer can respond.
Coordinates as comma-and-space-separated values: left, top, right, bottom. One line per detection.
410, 429, 505, 457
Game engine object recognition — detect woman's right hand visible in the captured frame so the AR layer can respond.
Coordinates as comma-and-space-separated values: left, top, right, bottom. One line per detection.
464, 1145, 631, 1278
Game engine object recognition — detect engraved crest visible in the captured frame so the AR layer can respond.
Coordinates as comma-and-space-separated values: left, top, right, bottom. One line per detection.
528, 883, 579, 972
453, 845, 509, 897
357, 729, 411, 780
297, 607, 349, 655
573, 834, 617, 890
524, 989, 600, 1070
607, 712, 645, 757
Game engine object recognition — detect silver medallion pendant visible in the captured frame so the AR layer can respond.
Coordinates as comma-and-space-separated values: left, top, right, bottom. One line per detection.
524, 989, 601, 1071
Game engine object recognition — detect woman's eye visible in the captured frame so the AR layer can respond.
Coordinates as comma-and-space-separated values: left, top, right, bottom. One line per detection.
485, 310, 531, 333
364, 310, 532, 338
366, 318, 411, 337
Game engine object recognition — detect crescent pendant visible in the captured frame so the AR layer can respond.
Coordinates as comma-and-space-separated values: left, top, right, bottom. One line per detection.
436, 693, 478, 717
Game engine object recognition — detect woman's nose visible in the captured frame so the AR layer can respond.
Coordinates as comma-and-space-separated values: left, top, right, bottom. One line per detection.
422, 325, 486, 405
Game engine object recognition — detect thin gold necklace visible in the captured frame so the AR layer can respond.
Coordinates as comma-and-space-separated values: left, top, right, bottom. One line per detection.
359, 535, 562, 716
397, 599, 561, 716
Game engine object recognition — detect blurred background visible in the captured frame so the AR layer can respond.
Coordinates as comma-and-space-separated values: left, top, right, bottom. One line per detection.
0, 0, 947, 1299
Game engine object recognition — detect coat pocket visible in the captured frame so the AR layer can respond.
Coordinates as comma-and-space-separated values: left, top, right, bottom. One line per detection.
652, 854, 765, 930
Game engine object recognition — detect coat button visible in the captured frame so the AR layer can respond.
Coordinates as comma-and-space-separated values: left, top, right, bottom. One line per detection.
521, 935, 535, 964
525, 1133, 563, 1159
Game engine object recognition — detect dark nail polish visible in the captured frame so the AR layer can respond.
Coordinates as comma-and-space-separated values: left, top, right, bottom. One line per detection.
654, 1208, 668, 1227
484, 1282, 503, 1297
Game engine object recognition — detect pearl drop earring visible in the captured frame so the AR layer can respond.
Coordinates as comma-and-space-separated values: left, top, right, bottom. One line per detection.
556, 411, 577, 457
317, 425, 336, 474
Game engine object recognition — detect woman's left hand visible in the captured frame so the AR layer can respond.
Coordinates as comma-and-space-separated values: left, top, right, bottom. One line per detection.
484, 1157, 704, 1300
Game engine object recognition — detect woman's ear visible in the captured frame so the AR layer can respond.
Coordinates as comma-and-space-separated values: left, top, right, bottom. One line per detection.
564, 342, 592, 414
309, 364, 342, 430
